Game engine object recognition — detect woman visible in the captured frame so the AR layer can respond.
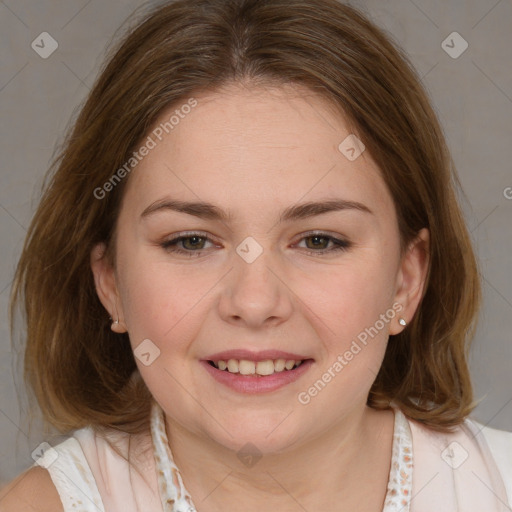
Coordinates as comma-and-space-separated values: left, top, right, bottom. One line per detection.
2, 0, 511, 511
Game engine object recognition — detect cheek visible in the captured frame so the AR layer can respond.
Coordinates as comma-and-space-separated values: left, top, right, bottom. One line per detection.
295, 281, 393, 414
117, 248, 212, 349
117, 255, 210, 403
306, 255, 397, 340
296, 252, 398, 407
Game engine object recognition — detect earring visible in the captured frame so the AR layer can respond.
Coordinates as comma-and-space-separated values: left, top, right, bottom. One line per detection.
110, 300, 123, 332
111, 316, 125, 333
111, 315, 119, 330
398, 318, 407, 327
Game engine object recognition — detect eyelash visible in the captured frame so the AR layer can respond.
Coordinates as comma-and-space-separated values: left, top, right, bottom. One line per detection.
159, 231, 352, 258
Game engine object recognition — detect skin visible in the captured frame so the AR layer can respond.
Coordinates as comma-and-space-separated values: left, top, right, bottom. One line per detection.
91, 82, 429, 512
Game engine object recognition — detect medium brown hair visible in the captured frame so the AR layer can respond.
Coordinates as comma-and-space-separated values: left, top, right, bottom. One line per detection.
11, 0, 481, 435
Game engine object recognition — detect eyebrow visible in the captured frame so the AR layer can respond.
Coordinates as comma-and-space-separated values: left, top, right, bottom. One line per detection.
140, 198, 373, 223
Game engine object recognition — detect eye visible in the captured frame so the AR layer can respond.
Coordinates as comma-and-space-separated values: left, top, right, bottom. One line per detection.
294, 232, 352, 255
160, 232, 216, 257
159, 231, 352, 258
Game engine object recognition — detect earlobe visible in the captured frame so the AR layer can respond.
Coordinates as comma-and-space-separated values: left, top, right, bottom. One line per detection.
390, 228, 430, 334
90, 243, 127, 333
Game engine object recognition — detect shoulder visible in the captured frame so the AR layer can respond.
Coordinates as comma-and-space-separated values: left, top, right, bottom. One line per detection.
0, 427, 106, 512
474, 420, 512, 451
406, 414, 512, 507
468, 420, 512, 490
0, 466, 63, 512
465, 418, 512, 460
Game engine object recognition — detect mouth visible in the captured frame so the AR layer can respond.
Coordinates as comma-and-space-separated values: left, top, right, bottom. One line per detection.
201, 349, 315, 393
202, 357, 314, 393
207, 358, 312, 376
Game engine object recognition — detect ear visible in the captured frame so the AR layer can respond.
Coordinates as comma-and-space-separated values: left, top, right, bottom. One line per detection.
90, 242, 127, 333
389, 228, 430, 335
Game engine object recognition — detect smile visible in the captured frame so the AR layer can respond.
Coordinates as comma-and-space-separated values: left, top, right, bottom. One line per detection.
208, 358, 304, 376
202, 358, 314, 394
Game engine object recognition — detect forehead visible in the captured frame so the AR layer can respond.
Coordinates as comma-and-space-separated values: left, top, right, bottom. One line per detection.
122, 83, 395, 221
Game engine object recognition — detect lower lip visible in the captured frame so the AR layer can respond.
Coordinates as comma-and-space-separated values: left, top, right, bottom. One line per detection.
200, 359, 314, 394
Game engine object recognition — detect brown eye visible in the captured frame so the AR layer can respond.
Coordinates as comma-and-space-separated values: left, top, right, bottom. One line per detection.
160, 232, 216, 257
304, 235, 330, 250
181, 236, 207, 250
295, 232, 352, 255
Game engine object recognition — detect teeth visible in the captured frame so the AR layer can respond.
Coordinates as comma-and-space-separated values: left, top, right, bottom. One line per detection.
212, 358, 304, 376
227, 359, 239, 373
274, 359, 286, 372
239, 360, 255, 375
256, 360, 274, 375
284, 360, 296, 370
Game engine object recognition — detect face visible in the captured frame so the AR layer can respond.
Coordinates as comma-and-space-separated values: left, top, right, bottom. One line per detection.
92, 83, 428, 454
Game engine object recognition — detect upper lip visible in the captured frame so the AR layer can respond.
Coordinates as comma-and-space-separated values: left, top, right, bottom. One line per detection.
203, 349, 312, 362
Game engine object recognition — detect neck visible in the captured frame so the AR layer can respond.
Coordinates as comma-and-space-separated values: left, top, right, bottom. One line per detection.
163, 405, 394, 512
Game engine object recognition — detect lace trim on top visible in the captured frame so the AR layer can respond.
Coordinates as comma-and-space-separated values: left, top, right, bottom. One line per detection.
150, 401, 413, 512
384, 405, 413, 510
150, 403, 197, 512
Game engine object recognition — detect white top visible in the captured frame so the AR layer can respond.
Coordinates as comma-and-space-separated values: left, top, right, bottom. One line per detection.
34, 400, 512, 512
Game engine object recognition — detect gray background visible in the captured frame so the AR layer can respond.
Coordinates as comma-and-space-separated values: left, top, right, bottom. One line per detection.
0, 0, 511, 486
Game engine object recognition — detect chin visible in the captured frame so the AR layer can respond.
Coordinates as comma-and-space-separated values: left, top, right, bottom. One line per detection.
204, 415, 305, 456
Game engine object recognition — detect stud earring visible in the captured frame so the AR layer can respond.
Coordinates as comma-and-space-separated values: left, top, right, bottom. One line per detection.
110, 316, 125, 333
111, 315, 119, 331
110, 300, 123, 332
398, 318, 407, 327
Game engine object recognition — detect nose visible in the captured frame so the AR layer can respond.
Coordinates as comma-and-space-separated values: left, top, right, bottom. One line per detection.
217, 244, 293, 329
